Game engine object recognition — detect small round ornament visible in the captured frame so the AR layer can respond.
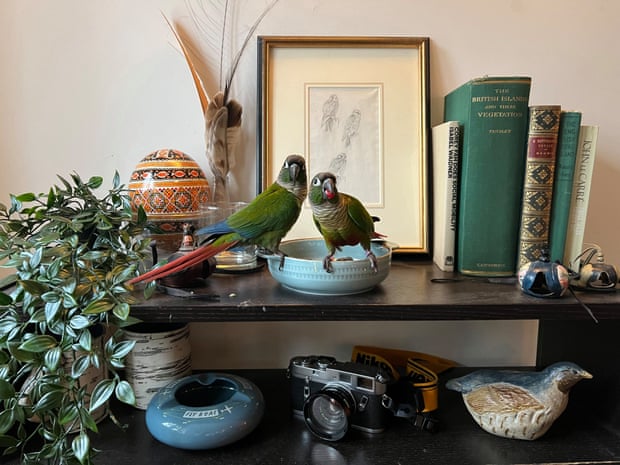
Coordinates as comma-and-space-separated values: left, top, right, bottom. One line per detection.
129, 149, 210, 252
518, 253, 569, 298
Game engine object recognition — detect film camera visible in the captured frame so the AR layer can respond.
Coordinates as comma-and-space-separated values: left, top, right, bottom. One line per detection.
288, 355, 395, 441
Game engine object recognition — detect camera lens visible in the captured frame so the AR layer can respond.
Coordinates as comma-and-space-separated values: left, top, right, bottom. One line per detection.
303, 386, 354, 441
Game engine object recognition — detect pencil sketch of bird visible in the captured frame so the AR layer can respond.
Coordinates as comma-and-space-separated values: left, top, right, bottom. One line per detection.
321, 94, 339, 132
328, 152, 347, 182
446, 362, 592, 440
342, 109, 361, 147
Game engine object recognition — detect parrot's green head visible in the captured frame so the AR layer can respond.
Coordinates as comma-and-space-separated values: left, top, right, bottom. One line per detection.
277, 154, 307, 200
309, 172, 339, 206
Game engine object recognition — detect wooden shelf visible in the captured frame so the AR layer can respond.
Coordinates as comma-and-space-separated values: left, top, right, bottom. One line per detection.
130, 259, 620, 322
7, 261, 619, 464
6, 369, 619, 465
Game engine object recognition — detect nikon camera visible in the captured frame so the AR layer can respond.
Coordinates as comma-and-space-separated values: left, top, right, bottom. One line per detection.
288, 355, 394, 441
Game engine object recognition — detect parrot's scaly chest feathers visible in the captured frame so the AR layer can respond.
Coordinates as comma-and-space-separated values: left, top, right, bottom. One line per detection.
312, 197, 348, 230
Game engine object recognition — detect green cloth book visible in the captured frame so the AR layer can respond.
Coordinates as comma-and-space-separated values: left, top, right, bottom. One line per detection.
548, 111, 582, 263
443, 76, 531, 276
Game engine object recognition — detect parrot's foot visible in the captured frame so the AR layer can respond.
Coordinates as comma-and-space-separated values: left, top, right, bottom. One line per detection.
323, 255, 335, 273
278, 252, 288, 271
367, 251, 378, 273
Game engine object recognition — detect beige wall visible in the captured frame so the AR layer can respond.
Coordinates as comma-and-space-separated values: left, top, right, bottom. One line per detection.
1, 0, 617, 368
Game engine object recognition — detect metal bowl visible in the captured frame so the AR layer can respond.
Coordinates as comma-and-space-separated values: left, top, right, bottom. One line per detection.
262, 239, 392, 295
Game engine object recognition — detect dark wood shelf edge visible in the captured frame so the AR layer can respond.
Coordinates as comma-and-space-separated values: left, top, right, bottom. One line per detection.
128, 260, 620, 322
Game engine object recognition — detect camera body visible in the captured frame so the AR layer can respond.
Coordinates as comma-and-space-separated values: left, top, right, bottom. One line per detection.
288, 355, 393, 440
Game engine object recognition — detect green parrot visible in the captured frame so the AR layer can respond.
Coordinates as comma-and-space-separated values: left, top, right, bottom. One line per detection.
308, 172, 385, 273
129, 154, 308, 284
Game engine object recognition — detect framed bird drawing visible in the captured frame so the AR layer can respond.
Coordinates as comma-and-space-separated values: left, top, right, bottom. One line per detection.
257, 36, 431, 256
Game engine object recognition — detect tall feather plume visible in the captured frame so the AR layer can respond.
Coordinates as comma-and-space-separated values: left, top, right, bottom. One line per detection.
163, 14, 210, 113
184, 0, 233, 98
166, 0, 280, 201
186, 0, 279, 104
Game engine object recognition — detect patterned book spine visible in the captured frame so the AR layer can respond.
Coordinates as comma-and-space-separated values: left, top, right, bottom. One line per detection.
548, 111, 582, 263
517, 105, 562, 268
563, 125, 599, 270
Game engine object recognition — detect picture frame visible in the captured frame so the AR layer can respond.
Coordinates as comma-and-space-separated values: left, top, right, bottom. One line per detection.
257, 36, 430, 254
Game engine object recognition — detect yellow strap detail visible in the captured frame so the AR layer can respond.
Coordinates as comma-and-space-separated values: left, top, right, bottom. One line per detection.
351, 345, 457, 413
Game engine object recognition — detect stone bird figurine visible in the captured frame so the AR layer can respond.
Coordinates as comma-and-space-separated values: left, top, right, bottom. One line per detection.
445, 362, 592, 440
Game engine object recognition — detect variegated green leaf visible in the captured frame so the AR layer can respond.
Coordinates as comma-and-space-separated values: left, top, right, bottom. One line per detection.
33, 390, 64, 412
89, 379, 114, 413
0, 379, 15, 399
43, 346, 62, 371
111, 340, 135, 360
71, 355, 90, 379
19, 335, 57, 353
0, 409, 15, 434
113, 302, 130, 321
115, 380, 136, 406
72, 432, 91, 465
82, 299, 115, 315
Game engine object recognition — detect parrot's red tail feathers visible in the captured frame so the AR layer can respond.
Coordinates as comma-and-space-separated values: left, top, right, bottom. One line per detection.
372, 231, 387, 239
128, 241, 237, 285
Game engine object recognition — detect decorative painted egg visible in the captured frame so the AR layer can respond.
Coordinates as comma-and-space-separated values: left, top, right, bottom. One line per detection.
129, 149, 210, 251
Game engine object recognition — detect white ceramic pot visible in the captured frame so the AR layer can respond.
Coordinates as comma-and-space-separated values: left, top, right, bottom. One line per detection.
122, 323, 192, 409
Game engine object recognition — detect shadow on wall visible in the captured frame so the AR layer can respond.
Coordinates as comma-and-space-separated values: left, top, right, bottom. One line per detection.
188, 320, 538, 369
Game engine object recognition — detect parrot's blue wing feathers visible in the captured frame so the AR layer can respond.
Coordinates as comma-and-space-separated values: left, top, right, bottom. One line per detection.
195, 220, 235, 237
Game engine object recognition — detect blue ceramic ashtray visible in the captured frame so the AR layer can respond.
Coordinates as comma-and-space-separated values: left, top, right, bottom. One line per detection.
145, 373, 265, 450
261, 238, 393, 295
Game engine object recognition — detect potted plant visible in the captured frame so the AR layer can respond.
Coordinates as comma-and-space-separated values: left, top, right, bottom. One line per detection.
0, 172, 154, 464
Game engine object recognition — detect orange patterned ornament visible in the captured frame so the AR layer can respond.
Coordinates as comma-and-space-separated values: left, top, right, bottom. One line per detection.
129, 149, 210, 237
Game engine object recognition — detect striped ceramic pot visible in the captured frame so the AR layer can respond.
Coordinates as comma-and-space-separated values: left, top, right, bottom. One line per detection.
122, 323, 192, 410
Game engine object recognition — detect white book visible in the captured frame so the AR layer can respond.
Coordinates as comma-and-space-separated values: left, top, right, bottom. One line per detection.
432, 121, 461, 272
562, 125, 599, 270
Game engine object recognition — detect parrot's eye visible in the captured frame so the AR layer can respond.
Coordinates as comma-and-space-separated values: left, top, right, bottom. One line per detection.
312, 178, 321, 186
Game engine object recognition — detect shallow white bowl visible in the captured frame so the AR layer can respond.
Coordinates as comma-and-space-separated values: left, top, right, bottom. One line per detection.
262, 239, 392, 296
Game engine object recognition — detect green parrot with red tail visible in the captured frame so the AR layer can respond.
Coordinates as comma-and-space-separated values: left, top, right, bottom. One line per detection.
308, 172, 385, 273
129, 154, 307, 285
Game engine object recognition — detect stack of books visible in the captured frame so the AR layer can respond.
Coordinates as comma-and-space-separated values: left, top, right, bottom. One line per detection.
432, 76, 598, 275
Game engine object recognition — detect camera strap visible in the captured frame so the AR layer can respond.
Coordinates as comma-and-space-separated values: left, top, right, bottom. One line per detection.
351, 346, 457, 432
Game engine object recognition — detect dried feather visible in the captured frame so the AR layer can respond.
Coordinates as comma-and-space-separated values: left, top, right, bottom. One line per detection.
163, 13, 210, 113
206, 98, 230, 201
226, 98, 242, 127
178, 0, 279, 200
222, 0, 280, 102
188, 0, 280, 103
186, 0, 234, 95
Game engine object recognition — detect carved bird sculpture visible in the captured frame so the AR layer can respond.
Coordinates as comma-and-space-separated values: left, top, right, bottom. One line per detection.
445, 362, 592, 440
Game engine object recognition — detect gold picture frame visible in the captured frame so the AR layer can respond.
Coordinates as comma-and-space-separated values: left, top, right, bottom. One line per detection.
257, 36, 430, 254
